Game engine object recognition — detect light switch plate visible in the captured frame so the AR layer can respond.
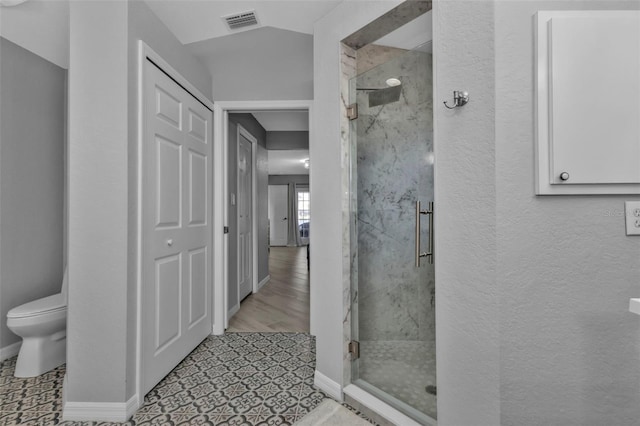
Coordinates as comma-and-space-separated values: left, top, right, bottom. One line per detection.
624, 201, 640, 235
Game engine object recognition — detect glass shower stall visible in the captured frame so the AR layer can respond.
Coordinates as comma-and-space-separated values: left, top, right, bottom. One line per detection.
349, 42, 436, 424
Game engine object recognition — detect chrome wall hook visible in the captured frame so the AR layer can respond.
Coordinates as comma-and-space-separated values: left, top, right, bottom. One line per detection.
443, 91, 469, 109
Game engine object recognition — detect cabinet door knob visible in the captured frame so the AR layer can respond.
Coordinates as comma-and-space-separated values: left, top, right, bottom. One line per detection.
559, 172, 570, 181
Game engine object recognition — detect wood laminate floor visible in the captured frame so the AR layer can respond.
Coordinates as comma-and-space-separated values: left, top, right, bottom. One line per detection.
227, 246, 310, 333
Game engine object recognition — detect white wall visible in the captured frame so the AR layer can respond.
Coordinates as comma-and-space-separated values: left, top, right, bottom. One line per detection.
496, 1, 640, 424
311, 0, 402, 392
0, 37, 66, 352
67, 0, 129, 403
188, 27, 313, 101
0, 0, 69, 69
67, 0, 212, 406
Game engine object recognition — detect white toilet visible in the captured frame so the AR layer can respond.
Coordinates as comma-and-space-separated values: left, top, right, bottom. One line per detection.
6, 269, 67, 377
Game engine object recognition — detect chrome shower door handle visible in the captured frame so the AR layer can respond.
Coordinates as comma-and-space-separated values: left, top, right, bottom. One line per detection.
427, 201, 434, 265
415, 201, 434, 267
415, 201, 422, 267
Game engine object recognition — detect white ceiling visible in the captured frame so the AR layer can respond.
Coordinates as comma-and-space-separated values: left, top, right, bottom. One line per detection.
251, 111, 309, 131
144, 0, 341, 45
268, 149, 309, 175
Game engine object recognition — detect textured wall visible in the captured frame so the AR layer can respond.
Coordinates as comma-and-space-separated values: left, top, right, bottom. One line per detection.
0, 38, 65, 351
354, 48, 434, 343
433, 1, 500, 424
496, 2, 640, 425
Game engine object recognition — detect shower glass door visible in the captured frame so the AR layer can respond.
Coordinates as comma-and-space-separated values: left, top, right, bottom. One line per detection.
350, 43, 435, 424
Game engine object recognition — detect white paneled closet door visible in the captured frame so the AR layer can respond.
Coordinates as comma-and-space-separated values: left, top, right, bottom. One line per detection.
142, 59, 212, 395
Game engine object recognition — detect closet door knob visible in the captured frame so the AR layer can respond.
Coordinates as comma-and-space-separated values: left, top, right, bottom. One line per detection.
167, 239, 173, 247
559, 172, 570, 181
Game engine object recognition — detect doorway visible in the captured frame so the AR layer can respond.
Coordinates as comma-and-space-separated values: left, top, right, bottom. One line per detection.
214, 101, 312, 333
268, 185, 288, 246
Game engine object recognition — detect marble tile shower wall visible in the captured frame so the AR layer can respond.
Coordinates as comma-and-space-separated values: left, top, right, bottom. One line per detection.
354, 49, 435, 343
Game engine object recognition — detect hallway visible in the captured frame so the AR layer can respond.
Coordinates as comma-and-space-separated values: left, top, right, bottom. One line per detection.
228, 247, 310, 333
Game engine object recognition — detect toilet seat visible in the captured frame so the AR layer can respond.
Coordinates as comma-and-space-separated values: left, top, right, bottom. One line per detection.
7, 294, 66, 319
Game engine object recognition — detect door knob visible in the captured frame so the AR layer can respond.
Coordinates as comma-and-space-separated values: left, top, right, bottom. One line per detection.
167, 239, 173, 247
282, 217, 287, 221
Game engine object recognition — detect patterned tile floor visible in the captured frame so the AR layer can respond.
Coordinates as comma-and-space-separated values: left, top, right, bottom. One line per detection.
0, 333, 353, 426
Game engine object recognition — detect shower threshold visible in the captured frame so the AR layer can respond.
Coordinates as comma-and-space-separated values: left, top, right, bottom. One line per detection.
344, 382, 437, 426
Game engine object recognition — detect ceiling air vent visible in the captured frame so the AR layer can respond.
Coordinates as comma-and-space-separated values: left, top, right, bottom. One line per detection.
223, 10, 259, 31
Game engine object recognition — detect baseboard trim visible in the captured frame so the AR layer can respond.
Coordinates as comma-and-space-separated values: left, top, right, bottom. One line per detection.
0, 341, 21, 361
212, 321, 225, 336
257, 275, 270, 291
314, 370, 343, 402
126, 394, 140, 419
63, 391, 139, 422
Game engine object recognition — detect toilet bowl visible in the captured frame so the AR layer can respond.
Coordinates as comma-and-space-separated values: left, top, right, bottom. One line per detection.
6, 270, 67, 378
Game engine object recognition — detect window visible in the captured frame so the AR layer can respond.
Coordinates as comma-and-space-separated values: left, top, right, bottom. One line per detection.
297, 191, 310, 238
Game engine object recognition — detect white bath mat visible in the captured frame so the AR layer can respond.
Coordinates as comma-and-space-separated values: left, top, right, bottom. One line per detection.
294, 399, 372, 426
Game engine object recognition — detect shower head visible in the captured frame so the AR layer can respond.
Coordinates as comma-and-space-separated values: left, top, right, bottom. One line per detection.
385, 78, 402, 87
356, 77, 403, 107
367, 85, 402, 107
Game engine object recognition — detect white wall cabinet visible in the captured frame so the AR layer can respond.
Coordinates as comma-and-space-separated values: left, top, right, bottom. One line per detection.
535, 11, 640, 195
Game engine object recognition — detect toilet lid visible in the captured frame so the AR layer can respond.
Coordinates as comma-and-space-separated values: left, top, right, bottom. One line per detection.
7, 293, 66, 318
